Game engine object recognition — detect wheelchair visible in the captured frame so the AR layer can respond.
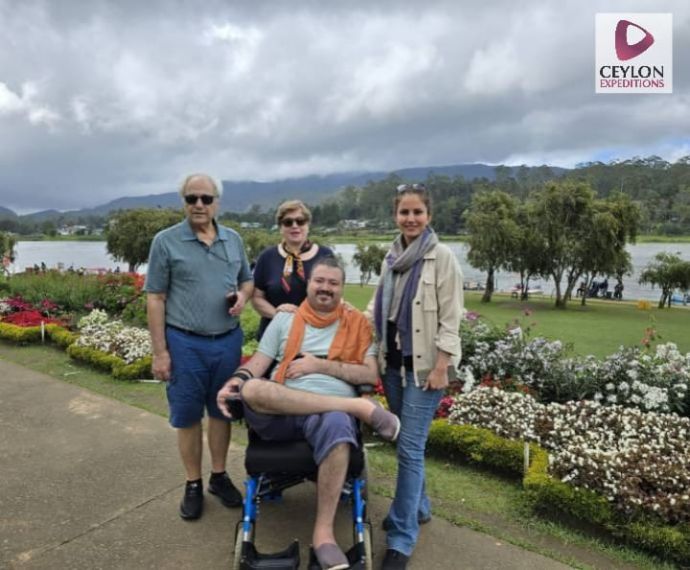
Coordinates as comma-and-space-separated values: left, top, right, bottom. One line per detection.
232, 416, 373, 570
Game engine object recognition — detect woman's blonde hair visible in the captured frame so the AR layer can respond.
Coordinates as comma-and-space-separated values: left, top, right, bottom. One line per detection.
275, 200, 311, 224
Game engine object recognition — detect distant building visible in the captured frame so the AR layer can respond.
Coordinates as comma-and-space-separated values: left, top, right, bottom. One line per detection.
240, 222, 262, 229
341, 219, 368, 229
57, 224, 89, 236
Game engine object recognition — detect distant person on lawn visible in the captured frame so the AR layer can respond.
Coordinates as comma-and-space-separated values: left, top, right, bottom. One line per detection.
144, 173, 254, 520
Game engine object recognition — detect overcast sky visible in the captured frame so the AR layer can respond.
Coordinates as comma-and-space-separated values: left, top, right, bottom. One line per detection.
0, 0, 688, 213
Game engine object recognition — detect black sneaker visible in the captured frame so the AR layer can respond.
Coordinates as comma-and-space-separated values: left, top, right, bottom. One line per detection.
179, 480, 204, 520
382, 514, 431, 531
381, 549, 409, 570
208, 472, 243, 508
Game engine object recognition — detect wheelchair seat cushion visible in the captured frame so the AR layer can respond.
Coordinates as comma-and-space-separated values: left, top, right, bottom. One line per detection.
244, 411, 365, 477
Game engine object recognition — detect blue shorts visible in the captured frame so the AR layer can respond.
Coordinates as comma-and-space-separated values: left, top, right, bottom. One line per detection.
243, 404, 358, 465
165, 325, 243, 428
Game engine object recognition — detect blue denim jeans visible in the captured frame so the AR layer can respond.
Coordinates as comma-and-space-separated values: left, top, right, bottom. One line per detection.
383, 367, 443, 556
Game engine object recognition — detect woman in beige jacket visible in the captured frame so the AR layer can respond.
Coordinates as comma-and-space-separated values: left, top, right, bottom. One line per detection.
370, 183, 463, 570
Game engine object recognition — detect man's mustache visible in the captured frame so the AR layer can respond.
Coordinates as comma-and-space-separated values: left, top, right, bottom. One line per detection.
315, 290, 334, 298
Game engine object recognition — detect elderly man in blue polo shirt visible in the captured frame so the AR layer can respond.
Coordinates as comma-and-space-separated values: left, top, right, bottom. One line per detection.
145, 173, 254, 521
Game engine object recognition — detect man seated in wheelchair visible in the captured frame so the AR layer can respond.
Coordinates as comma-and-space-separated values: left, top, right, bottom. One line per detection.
217, 256, 400, 570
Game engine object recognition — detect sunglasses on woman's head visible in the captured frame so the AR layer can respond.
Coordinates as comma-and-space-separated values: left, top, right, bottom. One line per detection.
281, 217, 307, 227
184, 194, 215, 205
396, 183, 427, 193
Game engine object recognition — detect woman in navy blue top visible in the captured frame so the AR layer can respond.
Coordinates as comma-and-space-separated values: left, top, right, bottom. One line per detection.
251, 200, 334, 339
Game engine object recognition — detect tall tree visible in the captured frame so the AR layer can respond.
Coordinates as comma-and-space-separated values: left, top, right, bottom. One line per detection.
106, 209, 183, 271
639, 252, 690, 308
464, 191, 519, 302
504, 203, 548, 299
0, 230, 16, 276
529, 182, 640, 308
529, 181, 596, 308
352, 243, 386, 286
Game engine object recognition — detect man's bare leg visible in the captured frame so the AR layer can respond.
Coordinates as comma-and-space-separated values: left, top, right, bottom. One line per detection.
240, 379, 399, 441
207, 417, 231, 473
313, 442, 350, 548
178, 423, 203, 480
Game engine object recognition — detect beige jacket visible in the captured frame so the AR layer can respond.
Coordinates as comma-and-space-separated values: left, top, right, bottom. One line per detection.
368, 243, 464, 387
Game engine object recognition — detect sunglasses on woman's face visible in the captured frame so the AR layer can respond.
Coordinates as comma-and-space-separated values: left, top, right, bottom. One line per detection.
281, 217, 307, 227
184, 194, 215, 205
396, 183, 427, 192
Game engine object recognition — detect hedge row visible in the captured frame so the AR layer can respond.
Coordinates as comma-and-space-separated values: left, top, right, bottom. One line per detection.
0, 322, 152, 381
428, 421, 690, 565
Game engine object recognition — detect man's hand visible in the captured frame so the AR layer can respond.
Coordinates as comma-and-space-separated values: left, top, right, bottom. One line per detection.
423, 366, 449, 391
228, 290, 248, 317
286, 351, 322, 379
216, 378, 243, 419
152, 351, 171, 382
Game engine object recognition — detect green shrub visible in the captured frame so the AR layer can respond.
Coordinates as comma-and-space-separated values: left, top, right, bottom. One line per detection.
427, 420, 528, 475
7, 270, 145, 317
0, 322, 43, 343
8, 271, 101, 314
523, 446, 614, 527
46, 325, 78, 348
120, 294, 147, 327
67, 344, 124, 373
113, 355, 153, 380
241, 307, 260, 342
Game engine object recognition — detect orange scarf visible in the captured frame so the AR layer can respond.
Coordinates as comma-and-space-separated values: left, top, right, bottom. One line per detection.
274, 300, 372, 383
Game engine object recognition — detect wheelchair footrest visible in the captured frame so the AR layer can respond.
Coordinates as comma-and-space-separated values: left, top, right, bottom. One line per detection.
239, 539, 300, 570
307, 541, 368, 570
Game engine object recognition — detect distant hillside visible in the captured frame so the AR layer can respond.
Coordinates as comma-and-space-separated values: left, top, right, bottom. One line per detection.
5, 163, 567, 222
69, 163, 568, 216
0, 206, 17, 219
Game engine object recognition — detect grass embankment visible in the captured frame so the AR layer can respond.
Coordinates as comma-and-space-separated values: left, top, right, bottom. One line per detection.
1, 288, 685, 568
345, 285, 690, 357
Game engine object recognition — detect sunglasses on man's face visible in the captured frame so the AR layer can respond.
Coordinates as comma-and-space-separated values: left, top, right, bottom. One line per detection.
184, 194, 215, 205
396, 183, 427, 193
281, 217, 308, 227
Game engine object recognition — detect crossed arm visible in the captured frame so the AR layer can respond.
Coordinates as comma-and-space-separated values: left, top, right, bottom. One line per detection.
216, 352, 378, 417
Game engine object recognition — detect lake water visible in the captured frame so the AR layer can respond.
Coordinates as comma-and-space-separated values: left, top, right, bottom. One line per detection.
9, 240, 690, 303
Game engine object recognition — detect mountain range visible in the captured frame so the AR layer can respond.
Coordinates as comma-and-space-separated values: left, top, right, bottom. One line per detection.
0, 163, 565, 222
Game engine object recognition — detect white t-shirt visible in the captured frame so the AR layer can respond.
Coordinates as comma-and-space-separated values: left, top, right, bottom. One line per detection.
257, 312, 376, 398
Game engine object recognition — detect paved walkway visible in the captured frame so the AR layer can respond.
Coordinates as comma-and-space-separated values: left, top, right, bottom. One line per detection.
0, 359, 571, 569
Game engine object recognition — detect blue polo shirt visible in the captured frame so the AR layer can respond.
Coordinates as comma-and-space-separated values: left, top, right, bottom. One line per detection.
144, 219, 252, 334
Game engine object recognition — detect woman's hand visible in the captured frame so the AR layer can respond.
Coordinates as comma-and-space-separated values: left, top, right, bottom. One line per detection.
423, 366, 449, 391
275, 303, 299, 313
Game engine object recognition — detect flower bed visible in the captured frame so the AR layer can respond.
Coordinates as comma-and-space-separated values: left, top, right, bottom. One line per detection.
448, 387, 690, 525
460, 316, 690, 416
75, 309, 152, 364
428, 399, 690, 564
0, 295, 65, 327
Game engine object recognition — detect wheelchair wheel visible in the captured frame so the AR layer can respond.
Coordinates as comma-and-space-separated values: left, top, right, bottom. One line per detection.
233, 523, 254, 570
363, 524, 373, 570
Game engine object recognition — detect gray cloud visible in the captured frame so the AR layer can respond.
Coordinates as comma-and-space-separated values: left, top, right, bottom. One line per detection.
0, 0, 688, 212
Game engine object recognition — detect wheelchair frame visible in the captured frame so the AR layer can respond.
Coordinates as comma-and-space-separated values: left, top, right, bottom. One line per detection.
233, 435, 373, 570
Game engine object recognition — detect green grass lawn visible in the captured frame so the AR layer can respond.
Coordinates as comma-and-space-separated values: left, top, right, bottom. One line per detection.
343, 285, 690, 358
